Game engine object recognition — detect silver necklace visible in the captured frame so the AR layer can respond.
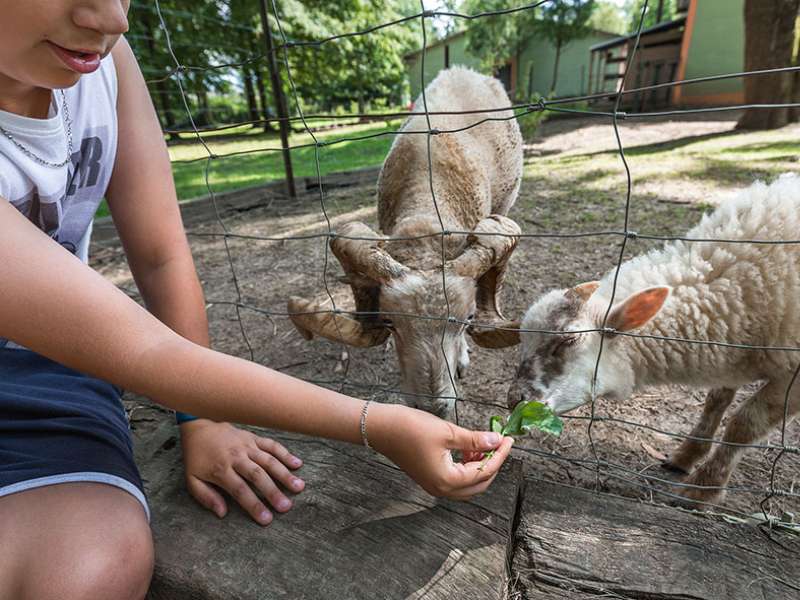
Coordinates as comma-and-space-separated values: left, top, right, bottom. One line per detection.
0, 90, 74, 168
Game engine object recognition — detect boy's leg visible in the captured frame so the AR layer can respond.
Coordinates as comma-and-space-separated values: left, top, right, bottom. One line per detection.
0, 482, 153, 600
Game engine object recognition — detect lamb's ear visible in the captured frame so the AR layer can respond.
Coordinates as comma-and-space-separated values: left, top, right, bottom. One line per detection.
567, 281, 600, 302
607, 287, 670, 332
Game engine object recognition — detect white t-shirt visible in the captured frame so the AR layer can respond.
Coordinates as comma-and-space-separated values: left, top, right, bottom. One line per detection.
0, 54, 118, 263
0, 55, 118, 351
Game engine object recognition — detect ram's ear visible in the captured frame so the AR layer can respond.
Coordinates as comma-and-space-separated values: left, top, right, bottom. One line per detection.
607, 287, 670, 332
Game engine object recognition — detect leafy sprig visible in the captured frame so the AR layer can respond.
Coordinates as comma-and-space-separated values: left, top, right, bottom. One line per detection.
480, 401, 563, 468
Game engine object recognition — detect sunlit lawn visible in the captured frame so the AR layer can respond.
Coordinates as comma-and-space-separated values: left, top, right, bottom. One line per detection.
95, 120, 399, 218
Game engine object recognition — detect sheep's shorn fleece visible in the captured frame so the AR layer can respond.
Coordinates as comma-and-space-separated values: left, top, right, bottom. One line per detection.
506, 173, 800, 506
288, 67, 523, 420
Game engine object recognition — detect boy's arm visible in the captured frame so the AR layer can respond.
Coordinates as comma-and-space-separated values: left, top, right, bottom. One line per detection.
0, 198, 511, 504
105, 38, 300, 524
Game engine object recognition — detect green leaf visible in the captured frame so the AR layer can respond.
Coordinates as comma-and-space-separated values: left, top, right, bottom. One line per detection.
500, 401, 563, 437
490, 416, 505, 434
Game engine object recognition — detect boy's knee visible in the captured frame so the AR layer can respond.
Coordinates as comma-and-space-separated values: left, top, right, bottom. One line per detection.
17, 517, 154, 600
68, 521, 154, 600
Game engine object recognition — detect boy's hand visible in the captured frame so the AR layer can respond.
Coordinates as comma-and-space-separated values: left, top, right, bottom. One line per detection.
368, 404, 514, 500
178, 420, 305, 526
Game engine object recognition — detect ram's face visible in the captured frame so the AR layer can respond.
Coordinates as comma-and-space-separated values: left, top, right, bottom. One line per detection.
380, 273, 476, 418
287, 217, 524, 422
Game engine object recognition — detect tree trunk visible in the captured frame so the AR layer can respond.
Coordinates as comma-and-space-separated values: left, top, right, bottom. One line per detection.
550, 41, 562, 97
243, 67, 259, 124
737, 0, 800, 130
140, 8, 178, 139
254, 66, 276, 133
196, 88, 210, 127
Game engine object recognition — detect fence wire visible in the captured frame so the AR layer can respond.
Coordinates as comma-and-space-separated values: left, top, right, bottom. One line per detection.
145, 0, 800, 524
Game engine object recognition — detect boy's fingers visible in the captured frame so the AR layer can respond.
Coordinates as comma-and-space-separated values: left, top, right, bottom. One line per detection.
448, 427, 502, 453
187, 476, 227, 518
235, 459, 293, 513
250, 449, 305, 494
220, 471, 273, 526
452, 436, 513, 488
254, 437, 303, 469
448, 472, 500, 501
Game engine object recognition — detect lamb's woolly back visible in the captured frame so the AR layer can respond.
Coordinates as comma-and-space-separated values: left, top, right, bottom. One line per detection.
596, 174, 800, 301
591, 174, 800, 382
377, 66, 522, 238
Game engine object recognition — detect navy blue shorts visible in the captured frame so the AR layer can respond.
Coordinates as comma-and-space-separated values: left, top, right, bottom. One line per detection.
0, 348, 149, 519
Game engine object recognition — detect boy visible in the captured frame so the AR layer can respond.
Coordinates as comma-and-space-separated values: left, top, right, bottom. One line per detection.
0, 2, 513, 598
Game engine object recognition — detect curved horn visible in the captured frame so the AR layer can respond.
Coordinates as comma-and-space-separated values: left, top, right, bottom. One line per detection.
467, 319, 521, 348
450, 215, 521, 320
330, 222, 409, 283
288, 297, 390, 348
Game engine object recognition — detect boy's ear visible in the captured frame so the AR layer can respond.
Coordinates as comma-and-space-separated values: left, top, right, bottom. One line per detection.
607, 287, 670, 332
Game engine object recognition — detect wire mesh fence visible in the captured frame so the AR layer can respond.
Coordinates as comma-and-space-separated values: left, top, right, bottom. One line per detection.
140, 0, 800, 526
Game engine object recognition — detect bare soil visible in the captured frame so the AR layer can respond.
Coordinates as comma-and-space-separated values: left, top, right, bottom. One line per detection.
94, 114, 800, 519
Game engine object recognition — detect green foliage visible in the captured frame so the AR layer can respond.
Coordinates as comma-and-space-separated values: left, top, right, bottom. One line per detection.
128, 1, 418, 128
517, 94, 549, 141
589, 0, 628, 35
279, 1, 415, 109
625, 0, 678, 33
463, 0, 538, 74
479, 400, 562, 468
495, 400, 564, 438
464, 0, 596, 95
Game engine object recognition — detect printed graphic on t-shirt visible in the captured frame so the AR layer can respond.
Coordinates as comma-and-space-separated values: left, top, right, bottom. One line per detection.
9, 128, 107, 256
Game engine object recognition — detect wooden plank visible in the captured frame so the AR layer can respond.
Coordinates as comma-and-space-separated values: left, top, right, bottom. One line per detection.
511, 478, 800, 599
131, 407, 523, 600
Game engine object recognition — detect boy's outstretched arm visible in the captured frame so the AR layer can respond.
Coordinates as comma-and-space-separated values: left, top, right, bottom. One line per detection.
0, 200, 512, 504
104, 38, 298, 524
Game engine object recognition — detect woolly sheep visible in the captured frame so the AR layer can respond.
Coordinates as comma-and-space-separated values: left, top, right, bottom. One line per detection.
288, 66, 523, 420
504, 174, 800, 506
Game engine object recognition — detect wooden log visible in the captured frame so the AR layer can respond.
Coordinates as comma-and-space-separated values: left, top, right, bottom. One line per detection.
511, 477, 800, 599
130, 407, 522, 600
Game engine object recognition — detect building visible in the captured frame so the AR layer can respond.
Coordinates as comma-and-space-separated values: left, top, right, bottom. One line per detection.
404, 27, 617, 102
588, 0, 745, 110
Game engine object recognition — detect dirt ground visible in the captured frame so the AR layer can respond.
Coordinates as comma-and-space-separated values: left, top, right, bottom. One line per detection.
94, 113, 800, 519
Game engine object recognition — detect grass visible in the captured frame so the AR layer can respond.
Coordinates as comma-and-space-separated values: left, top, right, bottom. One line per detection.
95, 120, 399, 218
524, 124, 800, 208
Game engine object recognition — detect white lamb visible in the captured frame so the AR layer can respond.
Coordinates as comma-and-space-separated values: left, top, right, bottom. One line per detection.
505, 174, 800, 505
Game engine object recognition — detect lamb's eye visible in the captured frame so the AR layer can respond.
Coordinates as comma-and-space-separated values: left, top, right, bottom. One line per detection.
551, 336, 576, 356
382, 318, 394, 329
467, 313, 476, 322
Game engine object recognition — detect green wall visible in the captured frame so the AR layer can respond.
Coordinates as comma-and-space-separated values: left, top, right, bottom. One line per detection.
518, 31, 614, 99
406, 33, 481, 100
681, 0, 744, 100
406, 30, 615, 101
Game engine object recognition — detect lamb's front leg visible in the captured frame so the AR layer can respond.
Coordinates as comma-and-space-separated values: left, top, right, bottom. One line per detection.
663, 387, 737, 474
678, 380, 799, 508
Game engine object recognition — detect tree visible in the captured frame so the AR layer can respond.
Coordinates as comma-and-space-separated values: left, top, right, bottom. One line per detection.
737, 0, 800, 130
534, 0, 596, 95
464, 0, 538, 76
624, 0, 676, 32
589, 0, 627, 35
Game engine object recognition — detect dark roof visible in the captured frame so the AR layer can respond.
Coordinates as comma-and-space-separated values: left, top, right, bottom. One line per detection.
589, 16, 687, 52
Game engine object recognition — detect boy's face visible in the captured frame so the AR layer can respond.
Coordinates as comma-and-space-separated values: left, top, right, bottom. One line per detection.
0, 0, 130, 91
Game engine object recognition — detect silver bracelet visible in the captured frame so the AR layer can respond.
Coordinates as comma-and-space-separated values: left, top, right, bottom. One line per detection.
359, 400, 372, 450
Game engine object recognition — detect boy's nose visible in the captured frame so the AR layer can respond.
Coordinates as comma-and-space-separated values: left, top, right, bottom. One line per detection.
72, 1, 130, 36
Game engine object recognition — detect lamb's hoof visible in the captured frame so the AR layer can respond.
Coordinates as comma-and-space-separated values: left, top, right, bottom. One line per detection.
661, 459, 690, 475
670, 485, 725, 511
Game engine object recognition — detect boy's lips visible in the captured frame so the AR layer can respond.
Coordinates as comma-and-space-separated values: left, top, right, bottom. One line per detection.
47, 42, 102, 74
